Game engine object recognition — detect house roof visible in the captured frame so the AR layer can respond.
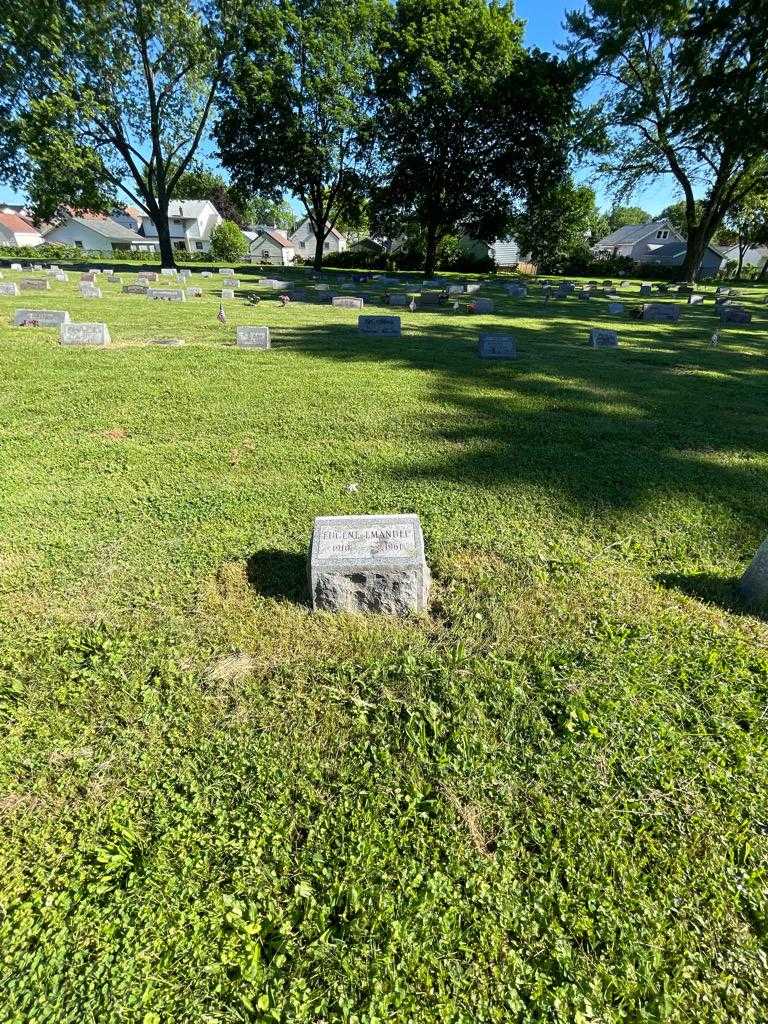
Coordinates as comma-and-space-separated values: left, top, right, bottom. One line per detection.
294, 217, 345, 241
258, 228, 293, 248
596, 220, 677, 247
0, 211, 42, 236
165, 200, 213, 220
48, 213, 148, 243
644, 240, 723, 263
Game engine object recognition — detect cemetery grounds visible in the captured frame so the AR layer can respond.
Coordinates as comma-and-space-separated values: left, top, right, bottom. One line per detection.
1, 265, 767, 1022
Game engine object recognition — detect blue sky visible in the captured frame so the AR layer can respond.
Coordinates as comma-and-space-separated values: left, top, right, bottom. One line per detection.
0, 0, 686, 215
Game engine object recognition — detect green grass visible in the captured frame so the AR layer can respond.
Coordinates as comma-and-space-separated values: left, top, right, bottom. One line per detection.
1, 264, 767, 1022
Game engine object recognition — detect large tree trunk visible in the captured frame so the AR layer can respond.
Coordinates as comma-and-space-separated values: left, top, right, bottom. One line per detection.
682, 223, 709, 284
423, 221, 439, 279
154, 208, 176, 269
313, 225, 324, 272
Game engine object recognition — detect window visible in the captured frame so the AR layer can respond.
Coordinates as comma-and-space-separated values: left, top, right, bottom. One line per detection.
262, 250, 270, 260
195, 242, 203, 251
172, 219, 184, 226
324, 241, 330, 250
74, 241, 83, 249
656, 230, 669, 240
173, 240, 185, 251
299, 240, 306, 249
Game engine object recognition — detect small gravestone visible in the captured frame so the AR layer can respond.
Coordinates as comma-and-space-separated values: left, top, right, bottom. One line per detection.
577, 290, 594, 300
102, 269, 113, 276
312, 283, 330, 291
236, 326, 271, 349
422, 279, 442, 287
54, 272, 69, 283
447, 284, 465, 296
186, 287, 203, 297
14, 308, 70, 326
472, 298, 494, 313
262, 279, 289, 289
59, 322, 110, 346
109, 274, 122, 284
716, 287, 730, 297
589, 328, 619, 348
221, 288, 235, 299
88, 268, 101, 275
81, 273, 96, 283
478, 332, 517, 359
640, 284, 652, 296
739, 537, 768, 606
286, 289, 310, 302
415, 292, 446, 308
149, 337, 185, 346
358, 315, 401, 337
642, 303, 681, 323
147, 288, 186, 302
0, 283, 19, 296
688, 294, 704, 305
160, 268, 178, 276
201, 271, 212, 278
20, 279, 50, 291
608, 302, 625, 315
10, 262, 22, 271
465, 283, 481, 294
389, 293, 410, 307
122, 284, 149, 295
332, 296, 364, 309
223, 278, 240, 288
218, 268, 235, 275
719, 305, 752, 324
80, 284, 102, 298
138, 272, 159, 282
178, 269, 192, 279
506, 285, 527, 298
309, 514, 430, 614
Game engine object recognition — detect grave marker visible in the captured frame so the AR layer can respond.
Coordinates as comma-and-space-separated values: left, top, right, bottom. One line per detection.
688, 294, 704, 305
472, 298, 494, 313
80, 284, 102, 298
718, 305, 752, 324
160, 268, 178, 276
358, 315, 401, 337
149, 338, 185, 346
388, 293, 410, 307
122, 284, 149, 295
218, 268, 235, 275
221, 289, 234, 299
0, 283, 19, 295
14, 308, 70, 326
608, 303, 625, 315
478, 332, 517, 359
739, 537, 768, 606
640, 284, 652, 296
236, 326, 271, 349
332, 296, 364, 309
19, 279, 50, 291
10, 262, 22, 270
589, 328, 619, 348
642, 303, 681, 323
60, 322, 110, 346
147, 288, 186, 302
309, 514, 430, 614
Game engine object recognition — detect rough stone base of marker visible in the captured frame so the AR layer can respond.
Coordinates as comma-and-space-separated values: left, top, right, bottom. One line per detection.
739, 537, 768, 606
309, 514, 430, 614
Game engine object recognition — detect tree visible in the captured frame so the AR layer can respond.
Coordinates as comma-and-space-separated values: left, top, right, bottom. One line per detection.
567, 0, 768, 282
724, 193, 768, 279
209, 219, 248, 262
170, 163, 247, 225
1, 0, 240, 268
373, 0, 577, 278
216, 0, 383, 271
606, 205, 651, 232
242, 196, 296, 232
514, 181, 600, 270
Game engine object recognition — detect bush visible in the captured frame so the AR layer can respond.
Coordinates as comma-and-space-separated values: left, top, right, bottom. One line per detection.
209, 220, 248, 262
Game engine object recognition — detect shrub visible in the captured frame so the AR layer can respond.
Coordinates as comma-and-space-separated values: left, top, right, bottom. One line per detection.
209, 220, 248, 262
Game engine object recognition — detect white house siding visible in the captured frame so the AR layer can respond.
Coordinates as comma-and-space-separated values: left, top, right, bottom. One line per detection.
139, 201, 223, 253
250, 236, 296, 266
44, 221, 115, 252
0, 225, 44, 247
289, 219, 346, 259
491, 238, 520, 267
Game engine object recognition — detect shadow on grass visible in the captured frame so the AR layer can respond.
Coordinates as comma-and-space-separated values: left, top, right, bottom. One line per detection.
655, 573, 768, 620
246, 549, 308, 604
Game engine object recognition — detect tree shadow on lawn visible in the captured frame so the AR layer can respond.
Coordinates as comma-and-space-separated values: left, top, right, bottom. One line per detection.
246, 549, 309, 603
655, 572, 768, 621
273, 303, 768, 531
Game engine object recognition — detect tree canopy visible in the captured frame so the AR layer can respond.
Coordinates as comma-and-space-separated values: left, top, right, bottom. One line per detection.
373, 0, 578, 277
606, 206, 652, 232
567, 0, 768, 281
514, 181, 603, 271
216, 0, 383, 270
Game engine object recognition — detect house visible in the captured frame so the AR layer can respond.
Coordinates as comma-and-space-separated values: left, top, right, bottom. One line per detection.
348, 237, 386, 256
718, 244, 768, 272
44, 213, 156, 252
592, 218, 723, 278
131, 200, 222, 253
249, 228, 296, 266
289, 217, 346, 259
0, 211, 45, 248
458, 235, 522, 268
111, 206, 144, 233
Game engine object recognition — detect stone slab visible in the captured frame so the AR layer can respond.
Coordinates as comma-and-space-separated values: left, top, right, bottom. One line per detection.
718, 305, 752, 324
261, 279, 289, 289
640, 284, 652, 295
740, 537, 768, 606
388, 293, 410, 307
221, 289, 235, 300
472, 298, 494, 313
137, 272, 159, 282
149, 337, 185, 346
60, 322, 110, 346
589, 328, 619, 348
122, 284, 149, 295
358, 315, 401, 337
505, 285, 527, 297
332, 296, 364, 309
19, 279, 50, 291
608, 303, 625, 315
309, 514, 430, 614
14, 308, 70, 326
10, 262, 22, 270
0, 283, 19, 295
218, 268, 235, 275
160, 268, 178, 276
147, 288, 186, 302
642, 303, 681, 323
236, 326, 271, 349
222, 279, 240, 288
186, 287, 203, 297
80, 285, 102, 298
478, 332, 517, 359
688, 294, 704, 304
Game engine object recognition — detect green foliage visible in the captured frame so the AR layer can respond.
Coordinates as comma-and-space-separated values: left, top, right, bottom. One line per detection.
606, 205, 652, 232
373, 0, 578, 276
209, 220, 248, 262
0, 266, 768, 1018
568, 0, 768, 280
515, 181, 599, 271
170, 163, 248, 226
217, 0, 384, 269
243, 196, 297, 232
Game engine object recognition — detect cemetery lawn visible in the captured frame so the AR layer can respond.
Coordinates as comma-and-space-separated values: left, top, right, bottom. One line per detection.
2, 266, 768, 1022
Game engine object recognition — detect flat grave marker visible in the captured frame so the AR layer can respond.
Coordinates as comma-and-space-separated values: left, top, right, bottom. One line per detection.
589, 328, 619, 348
14, 308, 71, 326
0, 283, 19, 295
19, 279, 50, 291
80, 284, 102, 298
236, 326, 271, 349
478, 332, 517, 359
332, 296, 364, 309
309, 514, 430, 615
642, 303, 681, 323
60, 322, 110, 346
358, 315, 401, 337
719, 305, 752, 324
147, 288, 186, 302
221, 289, 235, 300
